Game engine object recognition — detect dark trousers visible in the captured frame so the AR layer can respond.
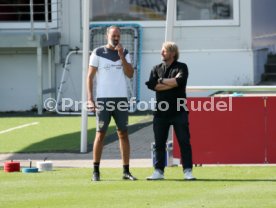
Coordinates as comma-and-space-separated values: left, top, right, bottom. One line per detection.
153, 111, 193, 172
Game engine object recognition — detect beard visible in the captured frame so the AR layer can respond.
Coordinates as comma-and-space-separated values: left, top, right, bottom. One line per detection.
161, 56, 167, 62
109, 39, 119, 47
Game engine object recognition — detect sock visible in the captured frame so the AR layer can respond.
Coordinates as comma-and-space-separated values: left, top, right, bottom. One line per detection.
93, 162, 100, 173
123, 165, 129, 174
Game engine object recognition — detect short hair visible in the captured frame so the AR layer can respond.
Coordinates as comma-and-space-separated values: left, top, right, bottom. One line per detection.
162, 41, 179, 61
106, 25, 121, 34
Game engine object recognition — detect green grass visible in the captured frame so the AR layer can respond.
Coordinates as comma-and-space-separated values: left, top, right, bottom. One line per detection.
0, 166, 276, 208
0, 115, 150, 153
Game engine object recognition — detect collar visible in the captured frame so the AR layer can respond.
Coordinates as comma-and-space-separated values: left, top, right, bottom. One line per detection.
162, 60, 177, 69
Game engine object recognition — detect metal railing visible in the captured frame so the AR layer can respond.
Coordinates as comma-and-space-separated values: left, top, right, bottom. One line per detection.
187, 86, 276, 92
0, 0, 62, 38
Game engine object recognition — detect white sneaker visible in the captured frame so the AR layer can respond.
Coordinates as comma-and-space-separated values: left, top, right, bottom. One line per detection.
184, 169, 196, 180
147, 169, 164, 180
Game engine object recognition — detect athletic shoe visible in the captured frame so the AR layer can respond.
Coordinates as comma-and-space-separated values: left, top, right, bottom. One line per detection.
146, 169, 164, 180
92, 172, 100, 181
122, 172, 137, 180
184, 169, 196, 180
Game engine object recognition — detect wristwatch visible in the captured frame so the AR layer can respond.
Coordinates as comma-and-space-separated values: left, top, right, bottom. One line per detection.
158, 78, 163, 84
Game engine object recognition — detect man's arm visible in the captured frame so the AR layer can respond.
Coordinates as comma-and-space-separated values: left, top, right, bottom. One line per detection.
155, 68, 188, 91
120, 55, 134, 78
161, 78, 178, 87
146, 68, 178, 91
154, 83, 175, 91
154, 73, 181, 91
145, 66, 158, 91
117, 44, 134, 78
87, 66, 97, 111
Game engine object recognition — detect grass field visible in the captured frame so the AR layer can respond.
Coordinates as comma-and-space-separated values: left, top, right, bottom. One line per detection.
0, 114, 151, 153
0, 166, 276, 208
1, 114, 275, 208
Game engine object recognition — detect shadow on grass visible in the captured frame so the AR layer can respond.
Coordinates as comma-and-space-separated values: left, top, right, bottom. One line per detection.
12, 127, 115, 154
6, 119, 152, 154
87, 120, 152, 151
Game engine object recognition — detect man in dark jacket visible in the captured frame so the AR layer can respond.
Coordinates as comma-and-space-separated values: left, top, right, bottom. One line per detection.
145, 42, 195, 180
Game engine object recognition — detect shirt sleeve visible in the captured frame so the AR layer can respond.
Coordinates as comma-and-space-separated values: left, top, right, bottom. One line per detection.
145, 66, 158, 91
125, 53, 132, 64
123, 48, 132, 64
89, 49, 99, 67
175, 63, 188, 87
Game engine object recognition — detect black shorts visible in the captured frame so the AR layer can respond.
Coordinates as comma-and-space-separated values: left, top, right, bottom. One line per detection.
96, 98, 129, 132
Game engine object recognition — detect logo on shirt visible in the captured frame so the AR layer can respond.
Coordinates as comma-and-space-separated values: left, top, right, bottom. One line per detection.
103, 63, 122, 70
103, 64, 111, 70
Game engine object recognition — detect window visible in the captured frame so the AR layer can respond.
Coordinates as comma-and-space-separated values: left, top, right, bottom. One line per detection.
0, 0, 59, 29
0, 0, 52, 22
90, 0, 239, 27
90, 0, 167, 21
176, 0, 239, 26
177, 0, 233, 21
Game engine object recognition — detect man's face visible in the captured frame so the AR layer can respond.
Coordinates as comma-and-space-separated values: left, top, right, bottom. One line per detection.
161, 47, 174, 62
107, 28, 120, 47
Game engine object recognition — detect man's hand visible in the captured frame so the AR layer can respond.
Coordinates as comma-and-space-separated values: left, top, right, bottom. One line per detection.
116, 43, 134, 78
87, 99, 96, 112
116, 44, 124, 58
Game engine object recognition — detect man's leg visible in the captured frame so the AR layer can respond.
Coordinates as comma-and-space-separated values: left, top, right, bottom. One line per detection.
152, 116, 170, 172
117, 130, 130, 166
92, 131, 105, 181
117, 130, 136, 180
147, 116, 170, 180
92, 98, 111, 181
172, 111, 195, 180
93, 131, 106, 163
113, 98, 136, 180
172, 112, 193, 169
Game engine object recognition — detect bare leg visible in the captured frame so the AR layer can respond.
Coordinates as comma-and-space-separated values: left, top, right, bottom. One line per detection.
93, 131, 106, 163
117, 130, 130, 165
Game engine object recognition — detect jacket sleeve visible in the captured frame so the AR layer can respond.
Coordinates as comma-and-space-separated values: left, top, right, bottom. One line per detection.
175, 63, 188, 87
145, 66, 158, 91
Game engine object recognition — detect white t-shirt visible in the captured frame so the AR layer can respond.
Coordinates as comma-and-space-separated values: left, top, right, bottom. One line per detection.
89, 46, 132, 98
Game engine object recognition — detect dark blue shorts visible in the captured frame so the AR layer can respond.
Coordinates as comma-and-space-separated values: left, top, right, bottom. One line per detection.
96, 98, 129, 132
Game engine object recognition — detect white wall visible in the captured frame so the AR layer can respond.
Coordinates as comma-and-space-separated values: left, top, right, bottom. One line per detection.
54, 0, 256, 105
3, 0, 274, 111
140, 49, 254, 101
140, 1, 252, 51
56, 54, 83, 104
0, 49, 50, 111
0, 0, 83, 112
139, 0, 254, 100
60, 0, 82, 48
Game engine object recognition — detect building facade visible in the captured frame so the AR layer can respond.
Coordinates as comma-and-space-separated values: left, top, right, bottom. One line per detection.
0, 0, 276, 112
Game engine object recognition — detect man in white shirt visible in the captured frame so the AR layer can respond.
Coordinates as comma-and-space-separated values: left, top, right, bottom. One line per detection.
87, 25, 137, 181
